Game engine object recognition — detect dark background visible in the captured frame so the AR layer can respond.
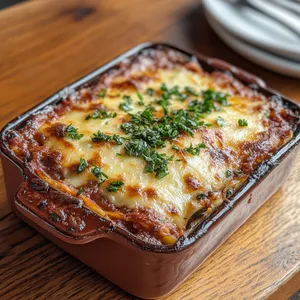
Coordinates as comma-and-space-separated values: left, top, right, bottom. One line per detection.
0, 0, 27, 10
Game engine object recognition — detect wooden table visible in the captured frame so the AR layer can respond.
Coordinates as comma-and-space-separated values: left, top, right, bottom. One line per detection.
0, 1, 299, 299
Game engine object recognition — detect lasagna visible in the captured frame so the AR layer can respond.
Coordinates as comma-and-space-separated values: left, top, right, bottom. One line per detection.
6, 48, 297, 245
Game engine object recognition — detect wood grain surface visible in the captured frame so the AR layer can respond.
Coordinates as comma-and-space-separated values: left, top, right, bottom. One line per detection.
0, 0, 299, 299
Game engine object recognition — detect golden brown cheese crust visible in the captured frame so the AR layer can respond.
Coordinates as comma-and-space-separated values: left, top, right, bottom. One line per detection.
6, 48, 297, 245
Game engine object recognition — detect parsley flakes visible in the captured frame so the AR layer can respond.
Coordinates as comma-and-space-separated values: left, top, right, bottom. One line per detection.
91, 131, 112, 142
158, 83, 187, 109
184, 143, 206, 155
217, 116, 226, 127
65, 125, 84, 140
118, 87, 229, 178
238, 119, 248, 126
124, 139, 148, 157
98, 89, 107, 98
86, 109, 117, 120
112, 135, 126, 145
185, 86, 198, 97
91, 165, 108, 183
106, 181, 125, 192
188, 89, 229, 116
137, 92, 144, 106
75, 86, 231, 180
225, 170, 232, 178
77, 158, 88, 173
124, 139, 173, 178
202, 89, 229, 106
143, 149, 174, 178
77, 187, 84, 196
119, 95, 133, 111
172, 143, 206, 155
91, 131, 126, 145
147, 88, 155, 96
51, 212, 61, 222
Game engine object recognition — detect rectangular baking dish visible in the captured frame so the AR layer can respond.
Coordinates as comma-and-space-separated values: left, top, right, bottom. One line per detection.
1, 42, 299, 298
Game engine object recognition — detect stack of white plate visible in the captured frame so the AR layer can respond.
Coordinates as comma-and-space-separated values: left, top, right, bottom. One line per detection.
202, 0, 300, 78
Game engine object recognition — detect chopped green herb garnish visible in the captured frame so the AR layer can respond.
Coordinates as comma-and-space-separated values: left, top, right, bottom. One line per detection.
147, 88, 155, 96
137, 92, 144, 106
86, 109, 117, 120
202, 89, 229, 106
196, 193, 208, 200
65, 125, 84, 140
238, 119, 248, 126
91, 165, 108, 183
233, 169, 244, 176
226, 188, 235, 198
91, 131, 112, 142
77, 187, 84, 196
217, 116, 226, 127
158, 83, 187, 107
225, 170, 232, 178
124, 139, 173, 178
185, 86, 199, 97
106, 181, 125, 192
116, 88, 230, 179
143, 149, 173, 178
155, 98, 170, 115
77, 157, 88, 173
160, 83, 168, 92
130, 106, 156, 126
178, 93, 187, 101
172, 144, 180, 151
176, 158, 183, 162
112, 134, 126, 145
116, 153, 122, 156
51, 212, 61, 222
119, 95, 133, 111
121, 107, 202, 148
184, 143, 206, 155
188, 89, 229, 116
98, 89, 107, 98
125, 139, 148, 157
91, 131, 126, 145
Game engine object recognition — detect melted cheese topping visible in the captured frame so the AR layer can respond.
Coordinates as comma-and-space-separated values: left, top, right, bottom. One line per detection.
8, 48, 295, 246
38, 67, 269, 230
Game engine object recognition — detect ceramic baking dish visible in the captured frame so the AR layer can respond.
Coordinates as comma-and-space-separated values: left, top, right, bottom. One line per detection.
1, 43, 299, 298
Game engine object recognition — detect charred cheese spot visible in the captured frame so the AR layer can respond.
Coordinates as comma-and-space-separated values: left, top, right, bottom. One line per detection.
167, 205, 180, 216
184, 174, 203, 192
143, 187, 159, 199
126, 185, 143, 197
88, 153, 103, 167
111, 81, 138, 91
46, 123, 66, 138
184, 61, 203, 73
34, 132, 47, 146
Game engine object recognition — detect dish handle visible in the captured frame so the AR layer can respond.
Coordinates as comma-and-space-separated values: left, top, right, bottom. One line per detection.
13, 177, 108, 245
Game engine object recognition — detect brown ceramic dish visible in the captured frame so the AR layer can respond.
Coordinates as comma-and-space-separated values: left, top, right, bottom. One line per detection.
1, 43, 299, 298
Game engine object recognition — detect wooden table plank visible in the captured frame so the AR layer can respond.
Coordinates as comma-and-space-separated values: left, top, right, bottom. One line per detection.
0, 1, 299, 299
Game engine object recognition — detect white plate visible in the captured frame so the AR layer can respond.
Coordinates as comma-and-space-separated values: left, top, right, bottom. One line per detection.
204, 4, 300, 78
202, 0, 300, 61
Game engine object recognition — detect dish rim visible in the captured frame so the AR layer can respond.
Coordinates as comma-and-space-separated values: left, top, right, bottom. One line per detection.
1, 42, 299, 253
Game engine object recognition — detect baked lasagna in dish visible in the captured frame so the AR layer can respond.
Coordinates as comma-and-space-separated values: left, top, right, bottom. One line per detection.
5, 48, 297, 245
